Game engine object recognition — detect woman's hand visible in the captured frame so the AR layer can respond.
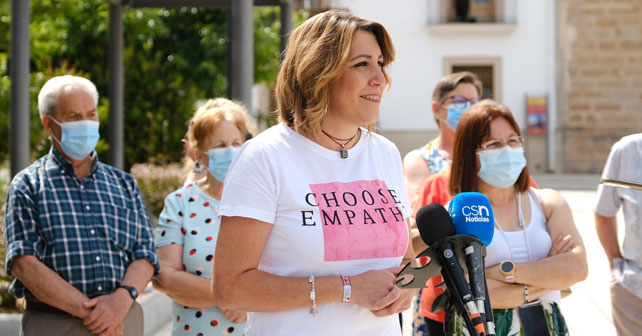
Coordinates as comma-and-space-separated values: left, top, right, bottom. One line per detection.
220, 309, 247, 324
548, 234, 575, 256
370, 287, 414, 317
350, 266, 403, 311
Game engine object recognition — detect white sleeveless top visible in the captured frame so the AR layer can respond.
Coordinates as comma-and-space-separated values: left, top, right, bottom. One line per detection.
485, 188, 561, 304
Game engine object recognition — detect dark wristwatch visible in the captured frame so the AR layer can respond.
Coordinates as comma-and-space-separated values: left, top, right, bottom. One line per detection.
118, 285, 139, 300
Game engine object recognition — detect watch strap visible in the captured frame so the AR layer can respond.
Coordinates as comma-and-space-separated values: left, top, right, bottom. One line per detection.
119, 285, 138, 300
505, 274, 516, 283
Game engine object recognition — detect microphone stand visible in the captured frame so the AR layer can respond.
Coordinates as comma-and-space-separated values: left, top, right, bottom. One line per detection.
396, 235, 483, 336
444, 300, 456, 336
440, 257, 480, 336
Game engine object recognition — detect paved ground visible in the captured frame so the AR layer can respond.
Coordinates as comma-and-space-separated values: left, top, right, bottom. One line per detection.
152, 189, 618, 335
554, 190, 619, 336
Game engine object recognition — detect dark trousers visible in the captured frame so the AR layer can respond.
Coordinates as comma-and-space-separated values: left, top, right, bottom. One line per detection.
21, 301, 143, 336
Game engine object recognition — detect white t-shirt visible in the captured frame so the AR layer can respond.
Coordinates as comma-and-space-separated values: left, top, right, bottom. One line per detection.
219, 123, 411, 336
595, 133, 642, 298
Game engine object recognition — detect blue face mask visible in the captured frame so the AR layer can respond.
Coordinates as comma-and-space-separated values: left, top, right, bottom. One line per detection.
477, 146, 527, 188
444, 102, 472, 130
205, 146, 241, 182
50, 117, 100, 160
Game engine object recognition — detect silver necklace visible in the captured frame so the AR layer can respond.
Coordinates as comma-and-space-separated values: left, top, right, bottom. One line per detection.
494, 190, 532, 261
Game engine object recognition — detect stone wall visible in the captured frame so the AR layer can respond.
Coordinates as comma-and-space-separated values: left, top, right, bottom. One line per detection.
557, 0, 642, 173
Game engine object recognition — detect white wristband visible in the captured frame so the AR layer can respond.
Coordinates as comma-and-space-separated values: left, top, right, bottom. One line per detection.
340, 275, 351, 303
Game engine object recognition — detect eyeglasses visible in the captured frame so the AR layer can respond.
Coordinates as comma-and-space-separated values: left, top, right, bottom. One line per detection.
441, 95, 479, 109
478, 136, 524, 150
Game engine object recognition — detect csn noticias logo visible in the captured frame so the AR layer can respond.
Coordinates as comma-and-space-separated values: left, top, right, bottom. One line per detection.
461, 204, 491, 223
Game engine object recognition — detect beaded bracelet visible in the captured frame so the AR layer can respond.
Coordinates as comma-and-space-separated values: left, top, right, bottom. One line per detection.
309, 275, 318, 317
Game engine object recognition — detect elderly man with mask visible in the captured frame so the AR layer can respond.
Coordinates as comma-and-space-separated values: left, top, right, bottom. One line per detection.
3, 75, 159, 336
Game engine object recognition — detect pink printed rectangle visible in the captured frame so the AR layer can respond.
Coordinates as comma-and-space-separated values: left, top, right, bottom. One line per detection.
309, 179, 408, 261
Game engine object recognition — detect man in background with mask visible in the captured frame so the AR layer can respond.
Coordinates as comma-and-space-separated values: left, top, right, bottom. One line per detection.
403, 72, 482, 336
403, 71, 482, 203
3, 75, 159, 336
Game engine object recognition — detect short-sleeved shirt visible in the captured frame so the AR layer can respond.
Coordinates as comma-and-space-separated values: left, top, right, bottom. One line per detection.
3, 146, 159, 299
219, 123, 411, 336
595, 133, 642, 299
156, 182, 244, 335
413, 140, 451, 175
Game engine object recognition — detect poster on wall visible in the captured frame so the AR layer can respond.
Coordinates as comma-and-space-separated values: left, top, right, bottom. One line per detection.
526, 95, 547, 135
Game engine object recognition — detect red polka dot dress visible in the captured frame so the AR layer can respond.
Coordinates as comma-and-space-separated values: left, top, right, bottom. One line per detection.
156, 182, 244, 335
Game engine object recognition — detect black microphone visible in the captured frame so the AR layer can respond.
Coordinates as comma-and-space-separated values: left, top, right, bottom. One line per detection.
416, 203, 485, 336
449, 192, 496, 336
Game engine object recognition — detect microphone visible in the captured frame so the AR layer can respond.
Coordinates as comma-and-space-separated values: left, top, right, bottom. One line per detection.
449, 192, 495, 336
448, 192, 494, 245
416, 204, 485, 336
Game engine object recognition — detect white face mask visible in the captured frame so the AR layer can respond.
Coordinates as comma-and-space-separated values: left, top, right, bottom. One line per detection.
477, 146, 527, 188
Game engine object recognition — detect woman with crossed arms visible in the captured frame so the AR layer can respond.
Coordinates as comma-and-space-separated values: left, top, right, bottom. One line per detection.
448, 100, 587, 335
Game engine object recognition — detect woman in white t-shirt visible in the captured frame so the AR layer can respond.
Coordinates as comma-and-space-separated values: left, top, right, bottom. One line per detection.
448, 100, 588, 335
212, 10, 417, 336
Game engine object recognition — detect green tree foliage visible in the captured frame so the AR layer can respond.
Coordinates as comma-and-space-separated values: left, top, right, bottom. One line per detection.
0, 1, 307, 167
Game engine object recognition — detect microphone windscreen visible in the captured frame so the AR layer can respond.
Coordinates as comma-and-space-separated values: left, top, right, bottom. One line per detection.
448, 192, 495, 245
416, 203, 456, 245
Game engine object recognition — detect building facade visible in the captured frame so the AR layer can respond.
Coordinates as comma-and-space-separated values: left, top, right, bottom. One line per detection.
327, 0, 641, 173
556, 0, 642, 173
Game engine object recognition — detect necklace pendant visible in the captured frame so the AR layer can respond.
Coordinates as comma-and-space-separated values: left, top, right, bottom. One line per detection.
340, 149, 348, 159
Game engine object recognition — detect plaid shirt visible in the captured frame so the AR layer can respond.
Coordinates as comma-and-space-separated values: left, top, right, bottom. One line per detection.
3, 147, 159, 299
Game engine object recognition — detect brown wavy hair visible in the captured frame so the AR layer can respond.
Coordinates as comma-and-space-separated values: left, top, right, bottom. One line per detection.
449, 99, 531, 195
275, 9, 395, 137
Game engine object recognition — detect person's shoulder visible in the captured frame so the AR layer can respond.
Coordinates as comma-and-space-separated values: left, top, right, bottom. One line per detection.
164, 184, 193, 204
620, 133, 642, 143
242, 123, 289, 151
533, 187, 566, 207
367, 131, 401, 155
9, 155, 49, 190
612, 133, 642, 153
403, 148, 422, 164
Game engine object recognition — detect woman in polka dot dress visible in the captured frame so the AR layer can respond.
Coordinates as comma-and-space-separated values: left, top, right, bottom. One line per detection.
153, 98, 254, 336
